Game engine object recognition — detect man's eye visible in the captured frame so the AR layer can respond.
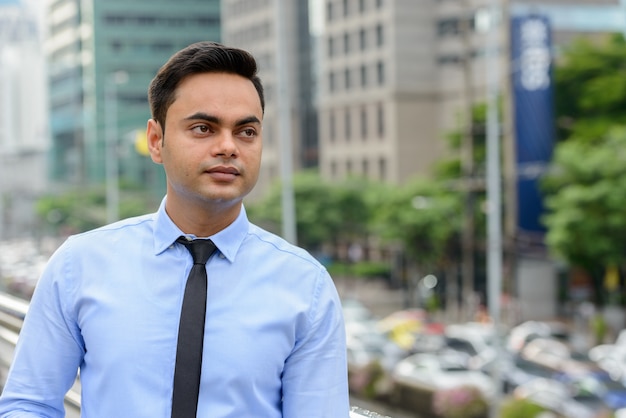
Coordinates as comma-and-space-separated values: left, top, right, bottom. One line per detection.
240, 128, 257, 137
192, 125, 211, 134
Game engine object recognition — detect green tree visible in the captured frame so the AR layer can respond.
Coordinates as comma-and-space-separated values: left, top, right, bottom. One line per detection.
365, 101, 491, 300
555, 33, 626, 143
246, 170, 371, 254
371, 178, 463, 268
542, 127, 626, 304
36, 183, 159, 235
435, 102, 488, 181
542, 33, 626, 305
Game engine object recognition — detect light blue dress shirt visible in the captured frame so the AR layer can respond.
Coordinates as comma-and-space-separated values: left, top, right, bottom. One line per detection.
0, 198, 349, 417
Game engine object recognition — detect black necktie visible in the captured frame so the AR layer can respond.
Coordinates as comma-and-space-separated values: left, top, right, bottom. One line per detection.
171, 237, 217, 418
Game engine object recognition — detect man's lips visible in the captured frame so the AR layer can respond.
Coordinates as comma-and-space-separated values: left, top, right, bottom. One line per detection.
205, 166, 240, 181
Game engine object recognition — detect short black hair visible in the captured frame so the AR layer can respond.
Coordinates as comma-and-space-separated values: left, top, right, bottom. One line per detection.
148, 41, 264, 129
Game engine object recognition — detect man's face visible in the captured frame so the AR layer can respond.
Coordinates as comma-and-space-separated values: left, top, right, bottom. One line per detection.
148, 72, 263, 209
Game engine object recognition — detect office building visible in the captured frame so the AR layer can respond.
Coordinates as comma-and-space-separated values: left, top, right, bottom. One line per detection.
46, 0, 221, 198
317, 0, 624, 185
318, 0, 447, 184
0, 0, 49, 239
221, 0, 317, 200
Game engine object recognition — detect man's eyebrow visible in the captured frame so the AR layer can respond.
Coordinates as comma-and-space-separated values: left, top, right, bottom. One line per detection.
236, 116, 262, 126
184, 112, 220, 124
184, 112, 261, 126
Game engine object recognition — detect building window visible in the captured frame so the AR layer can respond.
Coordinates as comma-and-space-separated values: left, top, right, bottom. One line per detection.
329, 110, 336, 142
377, 103, 384, 137
437, 54, 462, 65
378, 157, 386, 181
137, 16, 156, 25
328, 36, 334, 57
437, 18, 460, 37
360, 106, 368, 139
327, 1, 333, 21
376, 24, 384, 47
359, 0, 366, 13
359, 64, 367, 87
331, 160, 337, 177
359, 28, 366, 50
343, 32, 350, 54
376, 0, 384, 9
376, 61, 385, 85
346, 159, 353, 176
360, 64, 367, 87
111, 41, 123, 52
329, 71, 336, 92
343, 0, 349, 17
344, 68, 351, 90
345, 108, 351, 140
362, 159, 369, 176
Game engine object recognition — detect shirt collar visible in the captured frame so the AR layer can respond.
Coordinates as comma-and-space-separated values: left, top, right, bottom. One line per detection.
152, 196, 249, 263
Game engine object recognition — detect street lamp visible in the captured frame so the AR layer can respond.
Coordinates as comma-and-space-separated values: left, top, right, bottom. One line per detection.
104, 71, 128, 224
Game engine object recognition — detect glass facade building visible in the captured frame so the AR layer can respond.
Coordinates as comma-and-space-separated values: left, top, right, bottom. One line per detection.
47, 0, 221, 195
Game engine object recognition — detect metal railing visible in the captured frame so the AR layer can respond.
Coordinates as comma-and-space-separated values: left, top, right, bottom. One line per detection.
0, 292, 389, 418
0, 292, 81, 415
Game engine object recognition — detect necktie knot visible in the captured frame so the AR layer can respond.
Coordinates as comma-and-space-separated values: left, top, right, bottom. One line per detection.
177, 237, 217, 265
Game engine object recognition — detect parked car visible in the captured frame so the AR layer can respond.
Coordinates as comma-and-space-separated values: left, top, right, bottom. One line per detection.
520, 337, 590, 375
480, 350, 552, 393
377, 309, 427, 350
507, 320, 570, 354
346, 320, 407, 372
553, 369, 626, 412
589, 332, 626, 383
409, 331, 445, 355
390, 349, 495, 416
346, 314, 406, 398
513, 378, 600, 418
392, 349, 495, 395
443, 322, 498, 370
590, 345, 626, 383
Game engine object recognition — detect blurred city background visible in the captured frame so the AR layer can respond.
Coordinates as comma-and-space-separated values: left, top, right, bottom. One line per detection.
1, 0, 626, 417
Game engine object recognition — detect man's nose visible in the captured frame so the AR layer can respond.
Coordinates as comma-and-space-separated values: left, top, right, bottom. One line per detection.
214, 132, 238, 157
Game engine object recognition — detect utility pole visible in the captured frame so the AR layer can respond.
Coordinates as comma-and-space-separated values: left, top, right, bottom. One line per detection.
460, 0, 476, 322
485, 0, 504, 415
500, 0, 517, 300
104, 71, 128, 225
274, 0, 297, 245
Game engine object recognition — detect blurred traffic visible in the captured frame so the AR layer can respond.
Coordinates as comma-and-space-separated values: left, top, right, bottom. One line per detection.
340, 278, 626, 418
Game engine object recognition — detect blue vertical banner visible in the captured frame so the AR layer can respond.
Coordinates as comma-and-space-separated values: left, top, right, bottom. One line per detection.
510, 15, 554, 239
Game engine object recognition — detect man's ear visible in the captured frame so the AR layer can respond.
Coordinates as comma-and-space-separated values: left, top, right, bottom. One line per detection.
146, 119, 163, 164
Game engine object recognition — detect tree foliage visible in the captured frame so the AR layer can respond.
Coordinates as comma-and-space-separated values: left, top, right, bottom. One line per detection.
246, 170, 371, 252
543, 33, 626, 302
370, 178, 463, 267
35, 184, 159, 235
555, 33, 626, 143
542, 127, 626, 270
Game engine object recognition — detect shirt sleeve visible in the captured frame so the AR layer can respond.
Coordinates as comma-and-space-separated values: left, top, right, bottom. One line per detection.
0, 240, 85, 417
281, 267, 350, 418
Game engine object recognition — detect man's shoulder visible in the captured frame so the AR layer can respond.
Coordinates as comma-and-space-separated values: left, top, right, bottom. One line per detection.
246, 223, 322, 267
67, 213, 155, 244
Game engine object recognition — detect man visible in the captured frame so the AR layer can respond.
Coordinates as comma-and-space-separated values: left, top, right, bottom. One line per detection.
0, 42, 349, 417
